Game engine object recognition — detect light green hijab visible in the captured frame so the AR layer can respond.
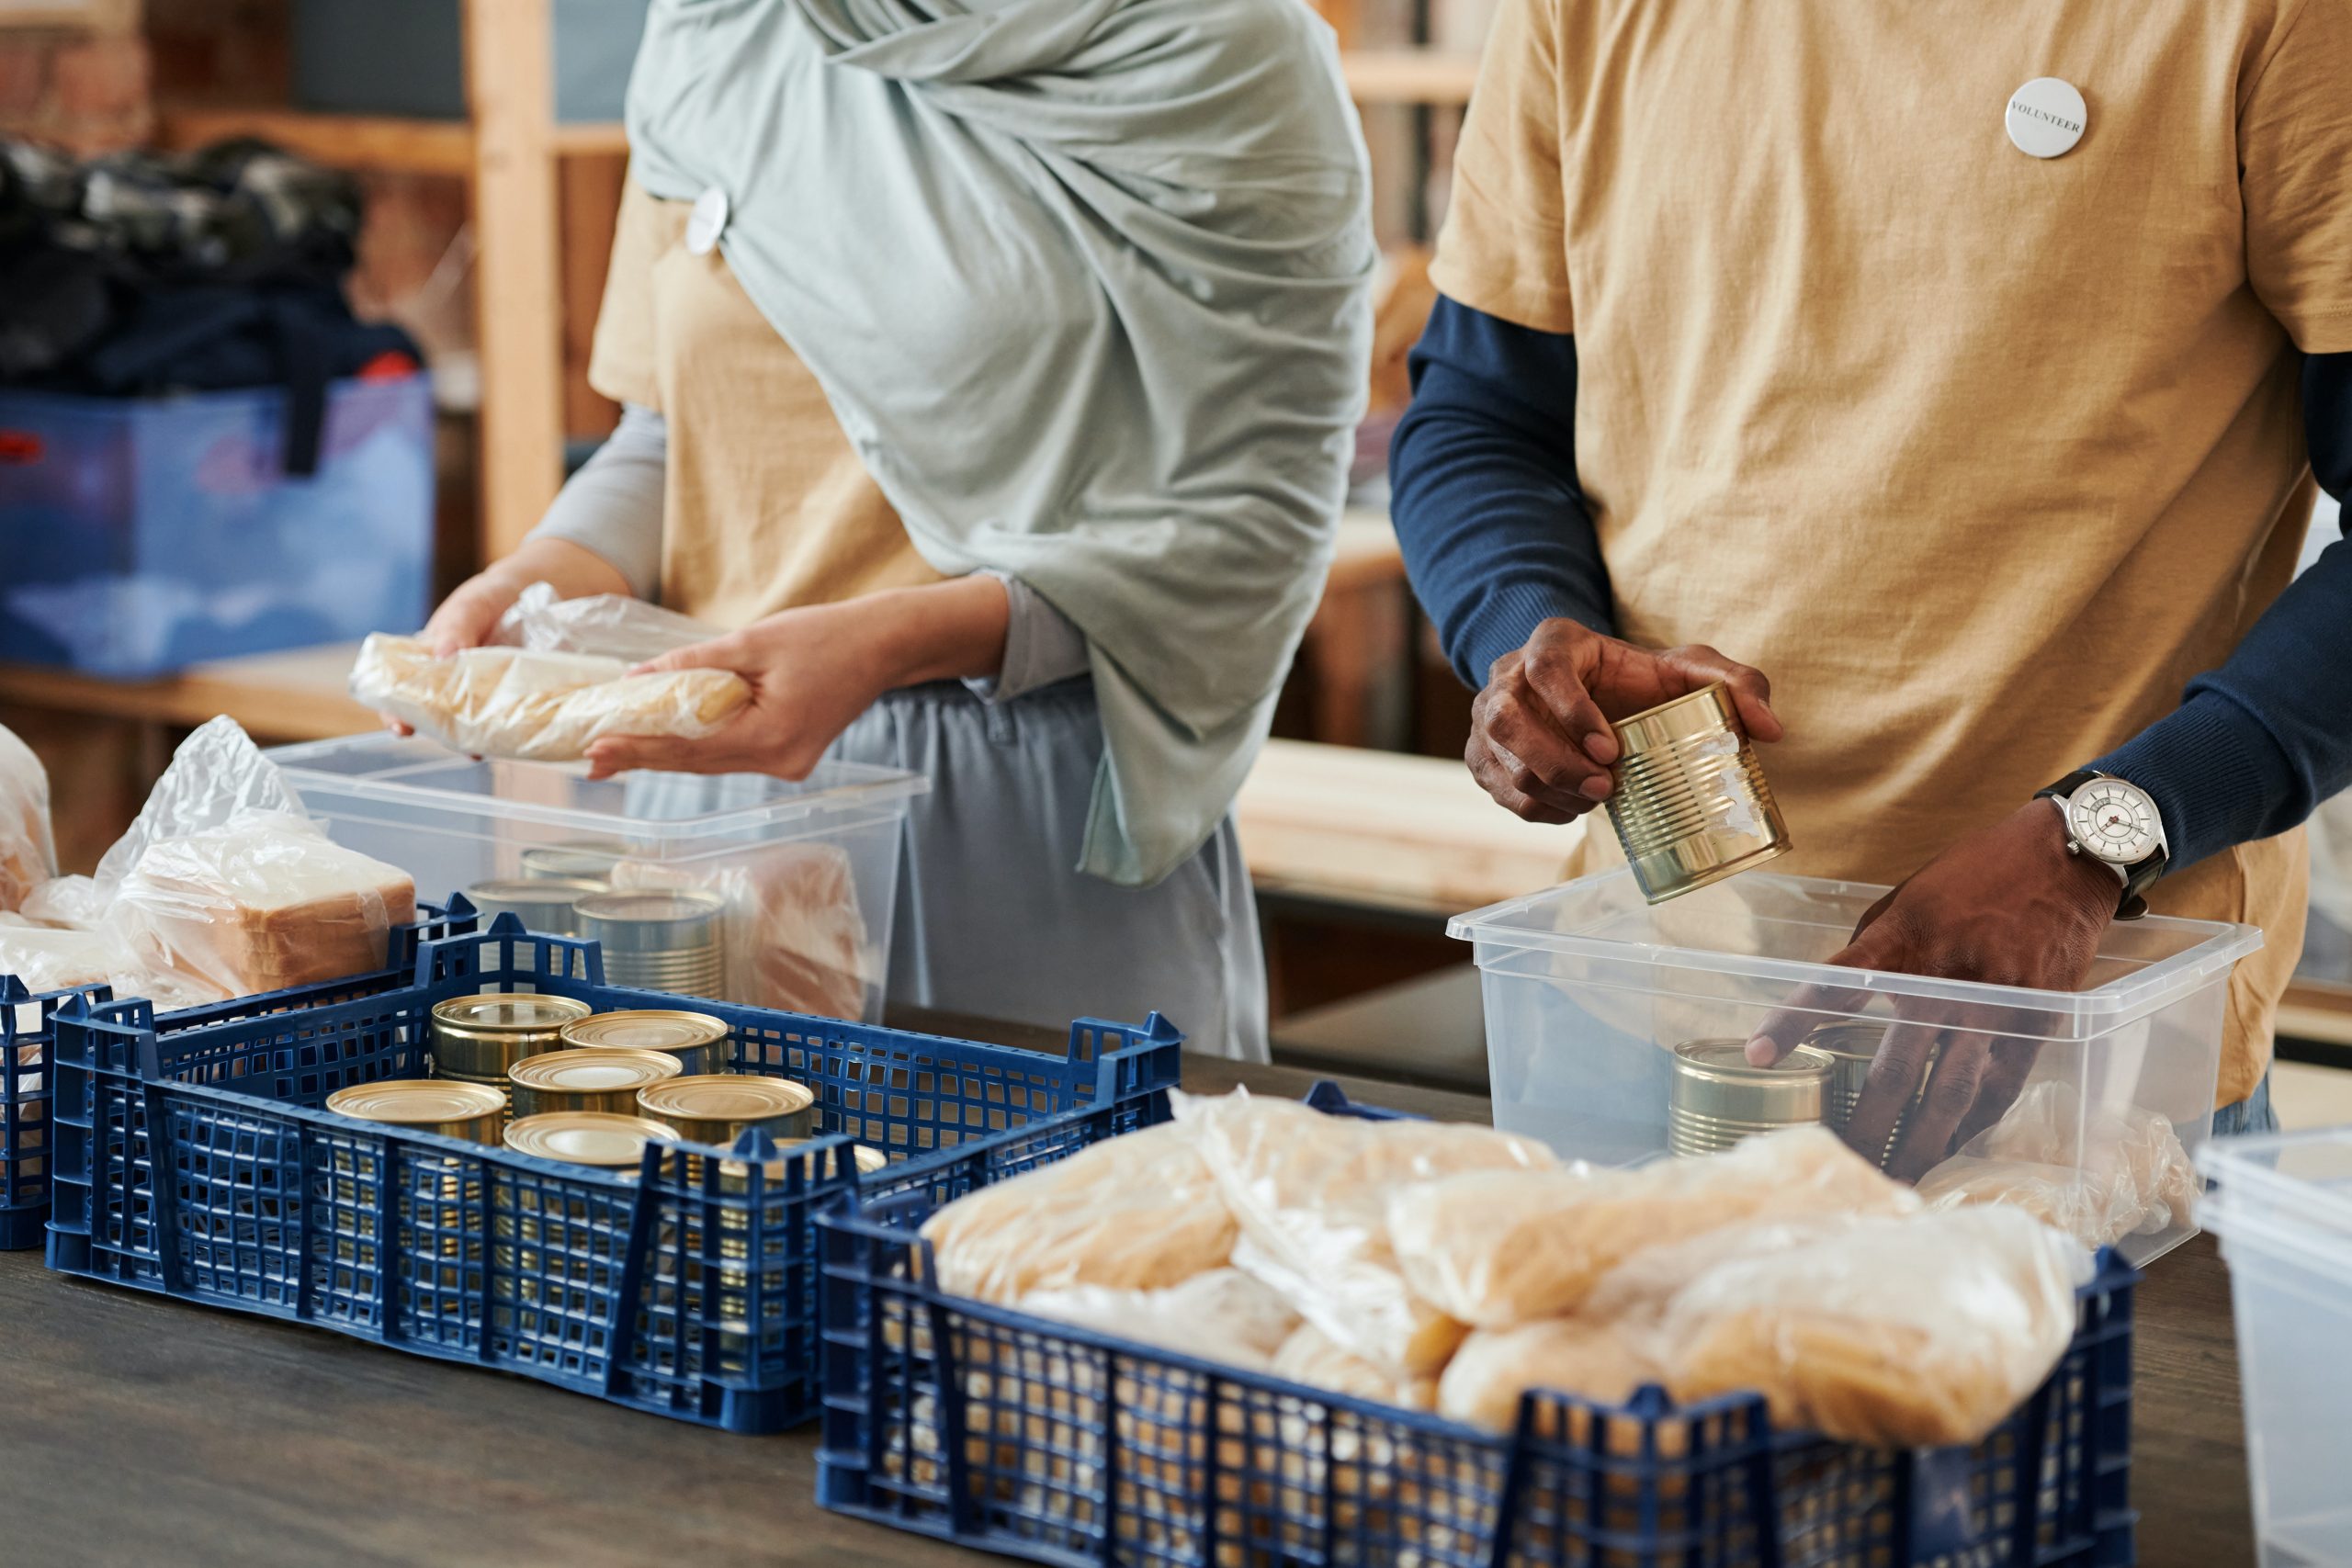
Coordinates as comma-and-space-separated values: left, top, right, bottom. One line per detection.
625, 0, 1375, 886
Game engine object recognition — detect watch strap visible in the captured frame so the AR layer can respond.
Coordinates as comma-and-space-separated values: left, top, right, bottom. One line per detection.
2036, 770, 2168, 920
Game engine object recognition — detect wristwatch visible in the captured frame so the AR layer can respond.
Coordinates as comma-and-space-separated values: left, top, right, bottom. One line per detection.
2034, 769, 2170, 920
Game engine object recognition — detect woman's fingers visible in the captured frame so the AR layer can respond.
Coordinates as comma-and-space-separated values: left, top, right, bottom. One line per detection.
630, 633, 751, 678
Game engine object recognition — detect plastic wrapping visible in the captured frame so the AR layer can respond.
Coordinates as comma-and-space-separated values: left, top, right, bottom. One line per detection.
1435, 1317, 1662, 1434
115, 807, 417, 998
920, 1122, 1236, 1303
0, 723, 57, 913
611, 840, 867, 1019
495, 581, 723, 665
0, 914, 115, 993
349, 633, 751, 762
1388, 1126, 1918, 1330
1172, 1089, 1555, 1378
1916, 1079, 2198, 1247
1018, 1269, 1300, 1371
1270, 1324, 1439, 1411
1642, 1206, 2091, 1447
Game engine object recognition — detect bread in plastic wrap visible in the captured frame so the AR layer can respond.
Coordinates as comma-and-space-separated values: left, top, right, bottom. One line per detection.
1270, 1323, 1440, 1410
1642, 1205, 2090, 1447
1018, 1268, 1301, 1371
1915, 1079, 2198, 1247
1435, 1317, 1664, 1433
1173, 1089, 1555, 1375
921, 1121, 1235, 1303
0, 723, 56, 913
612, 840, 867, 1019
116, 808, 416, 997
1389, 1126, 1918, 1330
349, 633, 750, 761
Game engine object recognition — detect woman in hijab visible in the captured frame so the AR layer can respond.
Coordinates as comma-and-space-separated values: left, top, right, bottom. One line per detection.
410, 0, 1374, 1057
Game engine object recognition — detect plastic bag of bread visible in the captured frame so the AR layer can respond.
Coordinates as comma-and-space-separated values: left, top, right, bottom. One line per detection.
1174, 1089, 1555, 1375
612, 840, 868, 1019
921, 1121, 1235, 1303
1390, 1126, 1917, 1330
1018, 1268, 1299, 1371
0, 723, 56, 913
116, 809, 414, 997
1436, 1317, 1663, 1433
1916, 1079, 2197, 1247
1271, 1323, 1439, 1410
1645, 1205, 2091, 1447
496, 581, 726, 666
350, 633, 749, 762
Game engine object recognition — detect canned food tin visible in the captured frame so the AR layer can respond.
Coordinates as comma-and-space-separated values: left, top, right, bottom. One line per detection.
520, 840, 625, 884
325, 1077, 507, 1144
508, 1047, 684, 1120
1803, 1020, 1935, 1169
430, 992, 593, 1078
560, 1009, 732, 1076
573, 889, 727, 997
1604, 682, 1792, 904
635, 1074, 815, 1145
465, 877, 604, 937
1667, 1038, 1831, 1157
503, 1111, 682, 1169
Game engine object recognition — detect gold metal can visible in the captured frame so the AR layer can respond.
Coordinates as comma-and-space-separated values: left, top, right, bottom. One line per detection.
430, 992, 593, 1079
1667, 1038, 1831, 1157
503, 1111, 682, 1169
1604, 682, 1792, 904
325, 1077, 507, 1144
520, 840, 625, 884
1802, 1019, 1935, 1169
508, 1047, 684, 1120
634, 1074, 815, 1145
466, 877, 604, 937
560, 1009, 731, 1076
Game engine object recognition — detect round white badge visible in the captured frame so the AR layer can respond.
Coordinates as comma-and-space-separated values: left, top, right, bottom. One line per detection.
2006, 77, 2086, 159
684, 186, 729, 255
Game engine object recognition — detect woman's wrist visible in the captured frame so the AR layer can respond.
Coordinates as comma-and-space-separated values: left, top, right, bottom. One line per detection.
862, 576, 1012, 690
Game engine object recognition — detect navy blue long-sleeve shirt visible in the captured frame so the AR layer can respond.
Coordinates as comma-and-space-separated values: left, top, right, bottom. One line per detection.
1390, 294, 2352, 875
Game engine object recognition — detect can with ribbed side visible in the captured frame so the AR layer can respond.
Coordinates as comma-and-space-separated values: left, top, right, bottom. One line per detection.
573, 889, 727, 998
635, 1075, 815, 1145
1603, 682, 1792, 904
1667, 1038, 1831, 1156
560, 1009, 731, 1076
324, 1078, 507, 1285
1804, 1019, 1936, 1169
508, 1047, 683, 1120
466, 877, 605, 937
326, 1077, 507, 1143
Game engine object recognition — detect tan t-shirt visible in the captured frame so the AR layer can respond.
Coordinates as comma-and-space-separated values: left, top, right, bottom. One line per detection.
1435, 0, 2352, 1104
587, 177, 944, 628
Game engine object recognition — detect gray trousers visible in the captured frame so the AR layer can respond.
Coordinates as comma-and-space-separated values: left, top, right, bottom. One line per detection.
828, 677, 1268, 1061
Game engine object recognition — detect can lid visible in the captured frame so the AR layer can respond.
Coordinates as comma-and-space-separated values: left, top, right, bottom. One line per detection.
1610, 681, 1738, 754
469, 877, 604, 905
504, 1111, 680, 1165
1800, 1021, 1890, 1061
638, 1074, 813, 1123
1672, 1038, 1834, 1082
508, 1047, 684, 1092
433, 992, 594, 1033
572, 889, 725, 925
561, 1010, 729, 1054
327, 1078, 506, 1124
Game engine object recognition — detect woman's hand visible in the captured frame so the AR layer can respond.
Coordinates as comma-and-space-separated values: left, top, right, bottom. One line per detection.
583, 576, 1012, 781
384, 540, 634, 734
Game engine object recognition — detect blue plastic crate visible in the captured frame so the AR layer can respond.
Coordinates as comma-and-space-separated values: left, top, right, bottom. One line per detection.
816, 1082, 2140, 1568
42, 914, 1182, 1432
0, 372, 433, 677
0, 897, 481, 1250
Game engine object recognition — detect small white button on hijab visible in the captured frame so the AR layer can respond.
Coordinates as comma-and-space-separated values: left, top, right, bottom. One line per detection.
685, 186, 730, 255
2006, 77, 2086, 158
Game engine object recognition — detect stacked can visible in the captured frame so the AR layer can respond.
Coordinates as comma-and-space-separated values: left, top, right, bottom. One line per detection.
507, 1047, 683, 1120
1603, 682, 1792, 905
465, 877, 605, 937
324, 1079, 507, 1313
573, 890, 727, 998
495, 1111, 683, 1303
560, 1009, 732, 1076
431, 993, 593, 1126
1667, 1038, 1832, 1156
1804, 1019, 1934, 1170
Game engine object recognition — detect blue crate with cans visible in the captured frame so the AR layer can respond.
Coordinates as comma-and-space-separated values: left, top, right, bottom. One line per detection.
0, 898, 481, 1250
816, 1082, 2140, 1568
42, 913, 1182, 1433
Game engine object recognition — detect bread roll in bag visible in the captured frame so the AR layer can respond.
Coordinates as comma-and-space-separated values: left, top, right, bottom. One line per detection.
0, 723, 56, 913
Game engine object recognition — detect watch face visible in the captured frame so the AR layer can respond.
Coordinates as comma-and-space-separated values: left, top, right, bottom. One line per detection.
2068, 779, 2161, 865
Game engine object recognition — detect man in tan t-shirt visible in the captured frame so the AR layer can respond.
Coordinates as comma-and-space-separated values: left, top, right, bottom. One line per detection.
1391, 0, 2352, 1176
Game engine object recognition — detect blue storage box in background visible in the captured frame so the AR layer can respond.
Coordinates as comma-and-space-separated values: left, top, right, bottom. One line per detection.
0, 372, 433, 678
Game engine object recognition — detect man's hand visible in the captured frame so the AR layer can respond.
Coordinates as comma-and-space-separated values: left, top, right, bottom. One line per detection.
1467, 618, 1782, 822
1744, 802, 2122, 1179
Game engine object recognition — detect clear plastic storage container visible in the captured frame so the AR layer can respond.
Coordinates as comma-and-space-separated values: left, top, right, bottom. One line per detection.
273, 734, 926, 1023
2199, 1129, 2352, 1568
1451, 868, 2261, 1263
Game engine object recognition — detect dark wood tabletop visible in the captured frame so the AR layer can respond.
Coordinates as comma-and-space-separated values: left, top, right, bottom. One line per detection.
0, 1050, 2257, 1568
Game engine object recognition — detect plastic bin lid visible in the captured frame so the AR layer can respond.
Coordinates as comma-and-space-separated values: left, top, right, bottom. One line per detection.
270, 733, 928, 838
2197, 1126, 2352, 1245
1447, 867, 2262, 1021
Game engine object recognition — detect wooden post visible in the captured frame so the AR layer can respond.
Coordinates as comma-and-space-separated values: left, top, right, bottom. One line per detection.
464, 0, 565, 558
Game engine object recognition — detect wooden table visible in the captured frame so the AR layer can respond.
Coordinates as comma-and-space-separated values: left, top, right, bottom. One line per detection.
0, 1053, 2257, 1568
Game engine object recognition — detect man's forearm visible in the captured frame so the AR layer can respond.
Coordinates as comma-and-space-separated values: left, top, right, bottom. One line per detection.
1389, 296, 1615, 684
